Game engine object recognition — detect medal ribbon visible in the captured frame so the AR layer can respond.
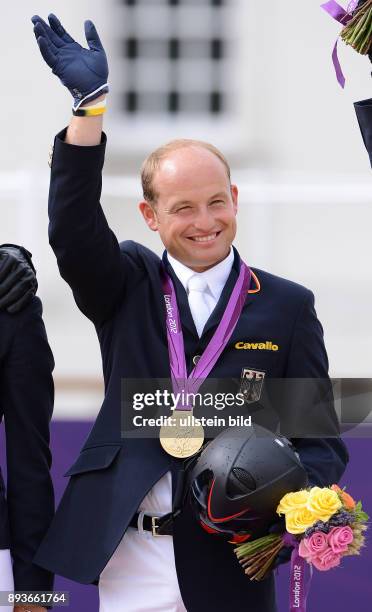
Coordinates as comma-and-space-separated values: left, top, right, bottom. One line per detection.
161, 260, 251, 410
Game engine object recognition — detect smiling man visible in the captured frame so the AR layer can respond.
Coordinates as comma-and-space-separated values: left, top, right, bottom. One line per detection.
31, 14, 350, 612
138, 140, 238, 273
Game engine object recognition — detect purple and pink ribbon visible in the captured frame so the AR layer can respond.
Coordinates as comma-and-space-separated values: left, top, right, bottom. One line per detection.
282, 533, 314, 612
321, 0, 359, 87
161, 261, 251, 409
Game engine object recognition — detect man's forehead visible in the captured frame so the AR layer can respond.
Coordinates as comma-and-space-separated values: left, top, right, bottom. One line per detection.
159, 145, 225, 172
153, 146, 230, 194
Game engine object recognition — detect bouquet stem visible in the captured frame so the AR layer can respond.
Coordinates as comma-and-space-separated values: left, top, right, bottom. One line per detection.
235, 534, 287, 581
341, 0, 372, 54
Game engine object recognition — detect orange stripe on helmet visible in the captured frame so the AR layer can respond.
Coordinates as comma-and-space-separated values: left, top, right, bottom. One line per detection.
207, 478, 249, 523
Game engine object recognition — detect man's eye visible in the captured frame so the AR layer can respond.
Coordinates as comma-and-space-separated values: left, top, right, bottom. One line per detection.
176, 206, 191, 212
210, 200, 225, 206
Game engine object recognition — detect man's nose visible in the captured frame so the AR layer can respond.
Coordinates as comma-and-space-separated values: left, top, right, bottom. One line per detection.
192, 207, 216, 231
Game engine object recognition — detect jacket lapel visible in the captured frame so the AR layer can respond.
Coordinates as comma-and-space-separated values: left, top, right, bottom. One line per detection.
162, 247, 254, 347
200, 247, 253, 345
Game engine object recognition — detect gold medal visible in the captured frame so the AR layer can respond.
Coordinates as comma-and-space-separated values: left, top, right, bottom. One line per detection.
160, 262, 250, 458
159, 410, 204, 458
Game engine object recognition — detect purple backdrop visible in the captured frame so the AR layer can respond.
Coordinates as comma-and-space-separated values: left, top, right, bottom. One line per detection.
1, 422, 371, 611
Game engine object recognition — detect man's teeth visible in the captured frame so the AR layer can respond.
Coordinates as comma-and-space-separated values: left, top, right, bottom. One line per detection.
191, 233, 218, 242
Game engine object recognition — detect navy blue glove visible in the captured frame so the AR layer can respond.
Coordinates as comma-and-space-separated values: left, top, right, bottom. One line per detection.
268, 517, 294, 571
31, 13, 109, 109
0, 244, 38, 314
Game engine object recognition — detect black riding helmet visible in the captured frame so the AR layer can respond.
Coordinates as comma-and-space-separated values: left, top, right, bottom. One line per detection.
187, 425, 308, 542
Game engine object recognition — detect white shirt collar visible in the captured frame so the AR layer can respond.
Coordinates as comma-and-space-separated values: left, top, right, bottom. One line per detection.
167, 247, 234, 301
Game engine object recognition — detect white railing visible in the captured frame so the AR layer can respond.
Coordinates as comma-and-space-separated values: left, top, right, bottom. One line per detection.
0, 170, 371, 418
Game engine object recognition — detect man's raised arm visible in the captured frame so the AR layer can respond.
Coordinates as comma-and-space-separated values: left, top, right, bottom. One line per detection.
31, 14, 128, 326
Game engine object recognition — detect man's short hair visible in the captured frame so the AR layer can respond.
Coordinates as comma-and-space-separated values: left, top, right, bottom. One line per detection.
141, 139, 231, 205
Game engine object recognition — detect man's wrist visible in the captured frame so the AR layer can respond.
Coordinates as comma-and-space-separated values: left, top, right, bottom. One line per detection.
81, 94, 107, 108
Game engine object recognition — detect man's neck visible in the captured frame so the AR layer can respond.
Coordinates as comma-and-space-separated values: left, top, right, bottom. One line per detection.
169, 248, 232, 273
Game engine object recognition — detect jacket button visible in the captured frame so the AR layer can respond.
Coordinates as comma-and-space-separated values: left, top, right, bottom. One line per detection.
193, 355, 201, 365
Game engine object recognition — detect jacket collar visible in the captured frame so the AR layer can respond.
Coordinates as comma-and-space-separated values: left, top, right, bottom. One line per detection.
167, 247, 234, 301
162, 246, 254, 341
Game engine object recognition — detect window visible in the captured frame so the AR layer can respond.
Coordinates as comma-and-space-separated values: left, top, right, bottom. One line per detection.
120, 0, 230, 115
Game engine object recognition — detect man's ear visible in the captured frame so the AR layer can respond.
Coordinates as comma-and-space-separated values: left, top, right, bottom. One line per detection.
138, 201, 159, 231
231, 184, 238, 215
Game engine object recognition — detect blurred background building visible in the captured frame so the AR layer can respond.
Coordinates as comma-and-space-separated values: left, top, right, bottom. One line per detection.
1, 0, 371, 418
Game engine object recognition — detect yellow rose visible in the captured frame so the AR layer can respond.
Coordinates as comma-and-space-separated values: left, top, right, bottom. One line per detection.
306, 487, 342, 522
276, 490, 310, 516
285, 507, 317, 534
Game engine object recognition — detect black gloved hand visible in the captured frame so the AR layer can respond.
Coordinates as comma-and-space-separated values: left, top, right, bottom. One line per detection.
268, 516, 294, 571
0, 244, 38, 313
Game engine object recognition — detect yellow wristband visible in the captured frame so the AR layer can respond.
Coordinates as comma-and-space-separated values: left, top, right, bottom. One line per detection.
72, 101, 107, 117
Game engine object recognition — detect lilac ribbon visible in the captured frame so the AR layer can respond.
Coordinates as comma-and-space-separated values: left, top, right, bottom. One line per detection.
347, 0, 359, 12
282, 533, 313, 612
321, 0, 356, 87
161, 261, 251, 410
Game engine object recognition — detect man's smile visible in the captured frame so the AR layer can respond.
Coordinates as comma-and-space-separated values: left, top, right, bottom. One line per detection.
186, 231, 222, 243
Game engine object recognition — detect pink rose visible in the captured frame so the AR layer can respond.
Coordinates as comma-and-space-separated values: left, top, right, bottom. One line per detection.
327, 526, 354, 554
306, 531, 328, 555
298, 538, 313, 559
311, 547, 342, 571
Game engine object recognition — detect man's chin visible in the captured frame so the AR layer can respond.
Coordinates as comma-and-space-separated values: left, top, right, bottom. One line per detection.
181, 247, 230, 271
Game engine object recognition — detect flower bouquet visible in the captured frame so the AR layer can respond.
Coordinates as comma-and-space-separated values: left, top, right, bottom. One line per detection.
234, 484, 368, 580
321, 0, 372, 86
340, 0, 372, 56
